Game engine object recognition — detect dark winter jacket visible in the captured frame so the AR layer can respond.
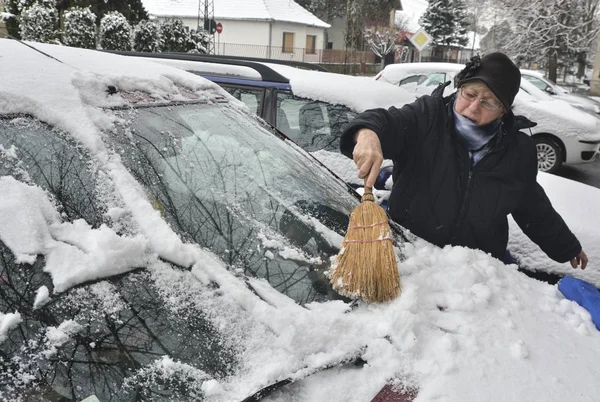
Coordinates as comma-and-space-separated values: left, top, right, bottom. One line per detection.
340, 83, 581, 262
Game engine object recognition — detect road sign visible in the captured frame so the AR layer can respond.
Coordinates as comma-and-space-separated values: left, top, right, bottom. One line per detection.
216, 22, 223, 34
409, 28, 433, 52
204, 18, 217, 34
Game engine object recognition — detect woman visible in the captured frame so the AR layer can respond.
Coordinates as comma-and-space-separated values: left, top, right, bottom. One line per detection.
340, 52, 587, 269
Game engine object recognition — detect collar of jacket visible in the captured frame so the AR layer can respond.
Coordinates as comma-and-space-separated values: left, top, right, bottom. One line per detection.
433, 82, 518, 150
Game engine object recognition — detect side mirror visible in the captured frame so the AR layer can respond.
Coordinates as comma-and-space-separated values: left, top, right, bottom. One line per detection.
544, 86, 556, 95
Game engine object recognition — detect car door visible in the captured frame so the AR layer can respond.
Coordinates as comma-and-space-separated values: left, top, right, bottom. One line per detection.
218, 84, 267, 117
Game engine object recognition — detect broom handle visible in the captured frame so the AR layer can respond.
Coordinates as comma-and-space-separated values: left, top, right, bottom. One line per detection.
364, 179, 372, 195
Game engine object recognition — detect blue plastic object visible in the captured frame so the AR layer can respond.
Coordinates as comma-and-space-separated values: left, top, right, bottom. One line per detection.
375, 165, 393, 190
558, 275, 600, 330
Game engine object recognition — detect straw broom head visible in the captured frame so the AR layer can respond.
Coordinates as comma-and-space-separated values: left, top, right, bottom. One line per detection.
329, 181, 401, 303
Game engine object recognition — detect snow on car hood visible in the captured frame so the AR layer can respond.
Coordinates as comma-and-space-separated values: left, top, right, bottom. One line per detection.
2, 40, 600, 401
267, 63, 416, 112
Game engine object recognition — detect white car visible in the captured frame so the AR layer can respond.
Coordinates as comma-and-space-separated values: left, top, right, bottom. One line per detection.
376, 62, 600, 173
520, 69, 600, 115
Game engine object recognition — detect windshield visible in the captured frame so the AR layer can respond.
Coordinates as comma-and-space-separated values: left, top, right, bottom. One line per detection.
109, 103, 359, 304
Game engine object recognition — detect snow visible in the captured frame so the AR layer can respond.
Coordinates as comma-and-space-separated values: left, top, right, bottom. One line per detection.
0, 176, 149, 291
141, 0, 330, 28
33, 286, 50, 309
0, 312, 22, 343
508, 172, 600, 287
3, 39, 600, 401
266, 63, 416, 112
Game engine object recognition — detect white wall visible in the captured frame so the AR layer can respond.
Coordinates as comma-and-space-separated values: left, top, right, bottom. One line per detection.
164, 17, 326, 61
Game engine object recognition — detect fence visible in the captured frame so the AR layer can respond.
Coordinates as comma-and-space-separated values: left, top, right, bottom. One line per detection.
214, 42, 376, 65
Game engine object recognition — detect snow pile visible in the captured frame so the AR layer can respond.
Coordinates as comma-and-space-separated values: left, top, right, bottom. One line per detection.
42, 320, 83, 357
509, 172, 600, 287
0, 312, 22, 343
0, 176, 148, 292
268, 63, 416, 112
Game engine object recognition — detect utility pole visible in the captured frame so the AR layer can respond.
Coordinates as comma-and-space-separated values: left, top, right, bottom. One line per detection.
197, 0, 215, 54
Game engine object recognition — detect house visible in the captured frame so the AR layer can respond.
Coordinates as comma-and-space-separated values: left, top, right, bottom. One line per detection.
141, 0, 330, 62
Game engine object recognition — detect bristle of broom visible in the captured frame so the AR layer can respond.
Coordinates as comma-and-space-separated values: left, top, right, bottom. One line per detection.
329, 188, 401, 303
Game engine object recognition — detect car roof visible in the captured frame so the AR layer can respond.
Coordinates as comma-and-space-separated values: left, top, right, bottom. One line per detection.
110, 51, 416, 112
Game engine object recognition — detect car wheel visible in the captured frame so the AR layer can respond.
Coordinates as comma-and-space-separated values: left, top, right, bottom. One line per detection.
534, 137, 563, 173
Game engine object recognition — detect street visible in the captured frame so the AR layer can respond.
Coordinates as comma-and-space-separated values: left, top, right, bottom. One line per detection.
556, 156, 600, 189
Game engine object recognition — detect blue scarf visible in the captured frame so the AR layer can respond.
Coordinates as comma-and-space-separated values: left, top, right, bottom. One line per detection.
452, 98, 503, 166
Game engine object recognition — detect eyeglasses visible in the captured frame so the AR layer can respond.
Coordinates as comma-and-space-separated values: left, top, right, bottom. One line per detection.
459, 88, 503, 111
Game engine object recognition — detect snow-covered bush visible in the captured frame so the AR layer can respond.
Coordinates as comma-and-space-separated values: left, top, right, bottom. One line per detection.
63, 7, 97, 49
160, 18, 189, 52
99, 11, 131, 51
187, 29, 209, 54
133, 19, 162, 52
19, 1, 58, 43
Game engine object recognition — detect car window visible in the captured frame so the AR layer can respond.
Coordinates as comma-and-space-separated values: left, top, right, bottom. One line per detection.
108, 102, 359, 304
0, 116, 103, 227
398, 74, 427, 86
421, 72, 447, 86
522, 75, 550, 92
275, 92, 358, 152
220, 85, 264, 115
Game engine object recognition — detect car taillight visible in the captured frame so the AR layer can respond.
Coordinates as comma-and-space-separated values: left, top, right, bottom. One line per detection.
375, 73, 382, 80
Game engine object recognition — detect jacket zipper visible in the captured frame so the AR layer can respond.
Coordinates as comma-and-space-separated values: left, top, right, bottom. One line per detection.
451, 145, 504, 241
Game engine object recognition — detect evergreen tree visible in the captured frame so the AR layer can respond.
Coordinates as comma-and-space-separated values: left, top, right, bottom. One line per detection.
63, 6, 96, 49
451, 0, 470, 47
99, 11, 131, 51
19, 0, 59, 43
419, 0, 454, 46
133, 19, 162, 52
187, 29, 209, 54
160, 18, 189, 52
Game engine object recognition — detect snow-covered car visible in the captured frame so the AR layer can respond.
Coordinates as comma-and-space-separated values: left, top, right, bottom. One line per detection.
3, 40, 600, 402
520, 69, 600, 115
375, 62, 600, 173
110, 52, 416, 186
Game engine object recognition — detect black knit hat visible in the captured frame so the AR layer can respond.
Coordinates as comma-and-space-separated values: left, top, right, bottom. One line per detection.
456, 52, 521, 111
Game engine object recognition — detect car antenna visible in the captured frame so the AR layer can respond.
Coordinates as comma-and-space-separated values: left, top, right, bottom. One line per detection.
5, 34, 65, 65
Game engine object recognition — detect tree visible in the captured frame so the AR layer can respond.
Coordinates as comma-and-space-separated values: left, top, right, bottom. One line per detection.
99, 11, 131, 51
19, 1, 59, 43
58, 0, 148, 26
187, 29, 209, 54
160, 18, 189, 52
495, 0, 600, 82
295, 0, 346, 22
420, 0, 469, 54
133, 19, 162, 52
62, 6, 96, 49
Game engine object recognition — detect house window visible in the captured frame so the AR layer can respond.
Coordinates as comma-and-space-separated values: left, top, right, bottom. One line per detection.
305, 35, 316, 54
282, 32, 294, 53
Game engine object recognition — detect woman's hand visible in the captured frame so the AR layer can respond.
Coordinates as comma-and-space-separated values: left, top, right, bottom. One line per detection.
353, 129, 384, 188
570, 249, 588, 270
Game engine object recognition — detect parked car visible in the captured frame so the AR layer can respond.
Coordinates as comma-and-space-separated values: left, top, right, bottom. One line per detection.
375, 62, 600, 173
520, 69, 600, 115
109, 52, 416, 186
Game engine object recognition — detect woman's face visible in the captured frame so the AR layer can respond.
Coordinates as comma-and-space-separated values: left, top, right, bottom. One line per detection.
455, 82, 505, 125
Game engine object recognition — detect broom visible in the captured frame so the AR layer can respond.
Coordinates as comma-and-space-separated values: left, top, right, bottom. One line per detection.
329, 179, 401, 303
